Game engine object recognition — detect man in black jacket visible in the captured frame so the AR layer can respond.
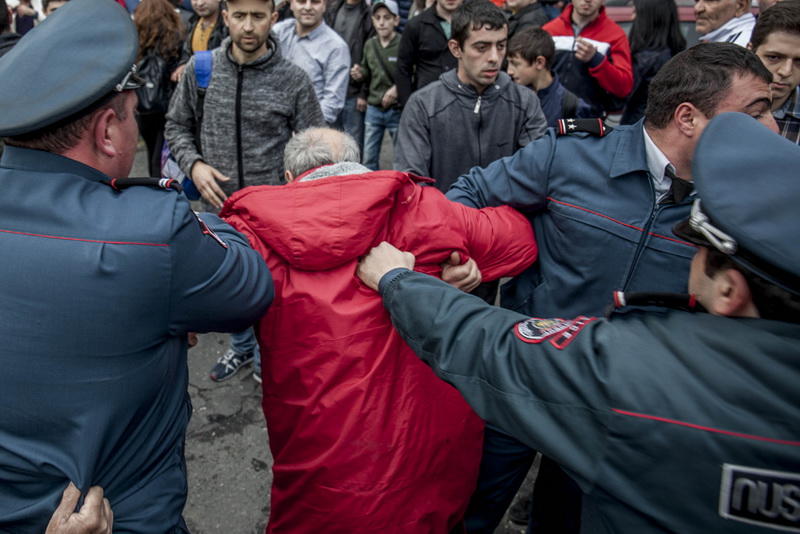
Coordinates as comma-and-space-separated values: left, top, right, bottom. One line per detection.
394, 0, 547, 191
506, 0, 548, 41
395, 0, 462, 106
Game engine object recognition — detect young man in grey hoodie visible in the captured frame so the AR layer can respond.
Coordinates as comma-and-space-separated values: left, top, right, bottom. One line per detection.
165, 0, 324, 382
394, 0, 547, 193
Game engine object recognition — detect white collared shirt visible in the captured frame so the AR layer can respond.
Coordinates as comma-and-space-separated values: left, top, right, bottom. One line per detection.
642, 127, 676, 203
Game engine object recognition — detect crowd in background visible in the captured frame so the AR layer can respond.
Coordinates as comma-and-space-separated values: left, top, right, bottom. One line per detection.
1, 0, 800, 532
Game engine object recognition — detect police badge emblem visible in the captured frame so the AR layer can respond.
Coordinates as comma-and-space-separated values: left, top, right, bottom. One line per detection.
514, 316, 598, 348
514, 318, 571, 343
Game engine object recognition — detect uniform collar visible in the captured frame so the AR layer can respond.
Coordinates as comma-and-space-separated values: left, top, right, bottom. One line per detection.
642, 125, 676, 184
0, 145, 110, 183
608, 119, 651, 178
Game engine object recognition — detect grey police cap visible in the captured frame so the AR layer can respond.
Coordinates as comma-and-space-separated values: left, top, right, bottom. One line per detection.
673, 112, 800, 296
0, 0, 143, 137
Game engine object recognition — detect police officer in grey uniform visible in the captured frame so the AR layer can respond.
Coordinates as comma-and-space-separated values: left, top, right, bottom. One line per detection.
0, 1, 273, 532
357, 112, 800, 533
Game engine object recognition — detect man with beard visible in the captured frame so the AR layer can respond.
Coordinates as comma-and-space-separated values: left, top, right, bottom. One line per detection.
165, 0, 323, 382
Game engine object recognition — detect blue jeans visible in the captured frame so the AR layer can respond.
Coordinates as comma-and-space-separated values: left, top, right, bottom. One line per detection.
464, 425, 536, 533
363, 105, 400, 171
230, 327, 260, 376
341, 96, 365, 152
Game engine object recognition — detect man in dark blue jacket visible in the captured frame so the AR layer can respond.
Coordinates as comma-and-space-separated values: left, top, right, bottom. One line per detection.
358, 111, 800, 534
0, 1, 273, 532
445, 42, 778, 533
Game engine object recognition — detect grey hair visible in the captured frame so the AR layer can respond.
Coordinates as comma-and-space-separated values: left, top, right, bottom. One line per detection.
283, 128, 361, 178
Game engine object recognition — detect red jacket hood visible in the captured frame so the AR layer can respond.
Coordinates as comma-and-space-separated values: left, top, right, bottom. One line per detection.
220, 170, 432, 271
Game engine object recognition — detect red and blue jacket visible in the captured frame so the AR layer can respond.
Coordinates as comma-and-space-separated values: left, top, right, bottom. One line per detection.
543, 4, 633, 115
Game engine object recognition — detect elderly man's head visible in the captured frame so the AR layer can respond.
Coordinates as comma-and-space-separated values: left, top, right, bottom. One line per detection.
283, 128, 362, 182
694, 0, 749, 36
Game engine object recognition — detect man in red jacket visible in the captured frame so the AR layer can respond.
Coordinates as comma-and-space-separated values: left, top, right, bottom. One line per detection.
543, 0, 632, 116
221, 127, 538, 534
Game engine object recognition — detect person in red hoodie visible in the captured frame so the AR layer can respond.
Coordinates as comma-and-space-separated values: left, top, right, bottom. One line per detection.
543, 0, 632, 116
221, 127, 538, 534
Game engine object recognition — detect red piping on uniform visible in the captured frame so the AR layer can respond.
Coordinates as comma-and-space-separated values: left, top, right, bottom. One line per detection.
612, 408, 800, 447
0, 228, 169, 247
547, 197, 696, 247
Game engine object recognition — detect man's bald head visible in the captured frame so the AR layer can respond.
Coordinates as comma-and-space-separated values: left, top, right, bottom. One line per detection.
283, 128, 361, 181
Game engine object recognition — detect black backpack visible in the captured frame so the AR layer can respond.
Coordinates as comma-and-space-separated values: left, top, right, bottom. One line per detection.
136, 50, 173, 115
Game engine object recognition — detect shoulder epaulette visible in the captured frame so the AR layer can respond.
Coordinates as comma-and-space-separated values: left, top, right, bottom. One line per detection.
604, 291, 705, 318
556, 118, 611, 137
104, 177, 184, 193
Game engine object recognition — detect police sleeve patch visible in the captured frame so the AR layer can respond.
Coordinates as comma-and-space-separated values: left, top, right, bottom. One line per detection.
514, 317, 596, 349
719, 464, 800, 531
515, 318, 571, 343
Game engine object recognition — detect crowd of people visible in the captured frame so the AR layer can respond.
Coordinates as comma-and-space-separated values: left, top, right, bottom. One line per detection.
1, 0, 799, 532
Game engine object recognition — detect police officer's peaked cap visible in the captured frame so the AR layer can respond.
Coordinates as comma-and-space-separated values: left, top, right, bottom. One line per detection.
0, 0, 144, 137
674, 112, 800, 296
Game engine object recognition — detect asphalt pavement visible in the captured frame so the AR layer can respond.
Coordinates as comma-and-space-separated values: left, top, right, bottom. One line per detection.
131, 140, 534, 534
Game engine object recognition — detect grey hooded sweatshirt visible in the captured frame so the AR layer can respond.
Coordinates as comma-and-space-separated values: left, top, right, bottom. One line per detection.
394, 69, 547, 192
165, 37, 324, 194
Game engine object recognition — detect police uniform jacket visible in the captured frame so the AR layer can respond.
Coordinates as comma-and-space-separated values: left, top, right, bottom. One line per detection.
447, 120, 696, 317
379, 270, 800, 533
0, 146, 273, 532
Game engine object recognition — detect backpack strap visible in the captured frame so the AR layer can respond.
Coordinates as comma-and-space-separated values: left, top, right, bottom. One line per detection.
371, 37, 396, 84
193, 51, 213, 145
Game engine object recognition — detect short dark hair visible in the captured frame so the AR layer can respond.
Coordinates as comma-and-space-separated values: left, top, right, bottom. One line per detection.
508, 27, 555, 70
645, 42, 773, 129
227, 0, 273, 11
704, 248, 800, 323
451, 0, 507, 48
5, 92, 129, 154
0, 0, 10, 33
750, 0, 800, 50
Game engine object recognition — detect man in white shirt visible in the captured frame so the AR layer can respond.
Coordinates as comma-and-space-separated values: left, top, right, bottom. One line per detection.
272, 0, 351, 124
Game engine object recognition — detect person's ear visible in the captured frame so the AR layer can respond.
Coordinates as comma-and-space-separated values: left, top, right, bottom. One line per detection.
708, 268, 757, 317
674, 102, 708, 139
535, 55, 546, 70
91, 108, 119, 159
448, 39, 462, 59
222, 7, 231, 27
285, 170, 295, 183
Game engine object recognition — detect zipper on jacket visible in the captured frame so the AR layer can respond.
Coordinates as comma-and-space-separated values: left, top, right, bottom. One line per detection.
235, 65, 245, 191
621, 181, 660, 291
476, 95, 483, 165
